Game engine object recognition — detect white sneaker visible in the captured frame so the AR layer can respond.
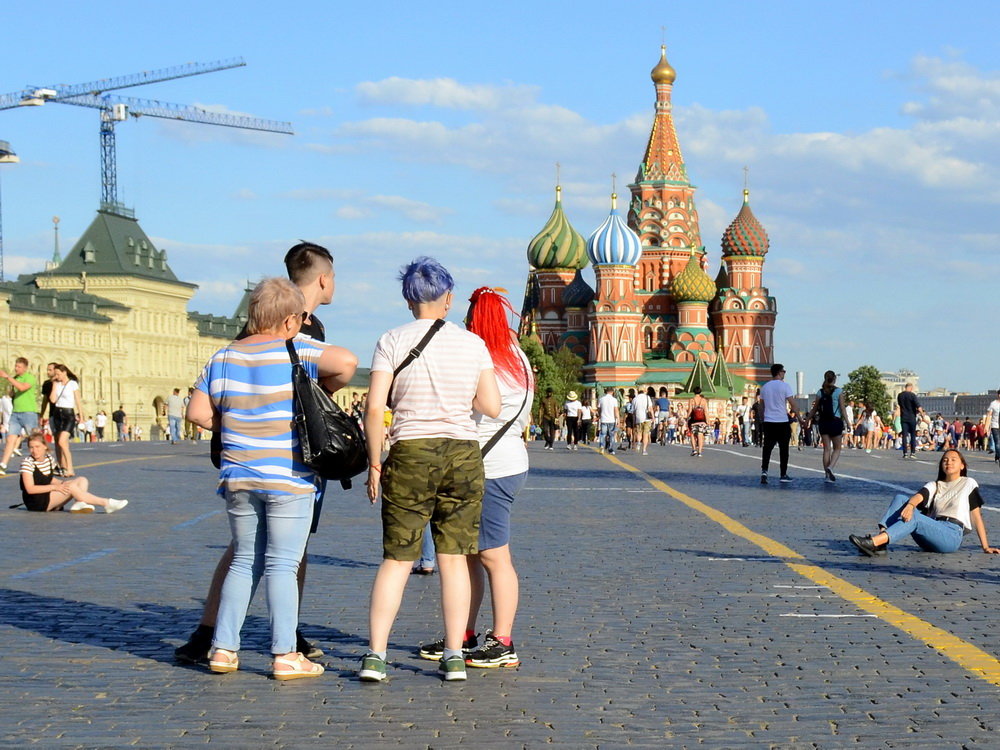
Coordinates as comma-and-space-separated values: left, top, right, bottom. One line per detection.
12, 448, 22, 456
65, 499, 95, 514
104, 498, 129, 514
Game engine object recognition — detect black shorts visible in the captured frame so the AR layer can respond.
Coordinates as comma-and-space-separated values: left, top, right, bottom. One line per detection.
50, 407, 76, 436
24, 493, 50, 512
818, 418, 844, 437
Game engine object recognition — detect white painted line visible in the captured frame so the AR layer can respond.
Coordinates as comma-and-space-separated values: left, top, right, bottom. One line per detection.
780, 613, 878, 619
172, 509, 223, 531
773, 585, 827, 589
11, 548, 116, 579
706, 557, 747, 561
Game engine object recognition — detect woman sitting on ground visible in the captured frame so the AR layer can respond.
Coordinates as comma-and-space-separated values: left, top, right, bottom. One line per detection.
19, 432, 128, 513
849, 449, 1000, 556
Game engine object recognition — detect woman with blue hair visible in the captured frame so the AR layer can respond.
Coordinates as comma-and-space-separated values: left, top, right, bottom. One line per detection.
360, 257, 501, 682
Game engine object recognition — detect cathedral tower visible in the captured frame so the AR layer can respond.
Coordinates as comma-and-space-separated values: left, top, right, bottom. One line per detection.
525, 185, 588, 352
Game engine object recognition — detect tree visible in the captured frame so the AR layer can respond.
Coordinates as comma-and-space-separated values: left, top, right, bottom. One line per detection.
843, 365, 891, 420
519, 338, 584, 417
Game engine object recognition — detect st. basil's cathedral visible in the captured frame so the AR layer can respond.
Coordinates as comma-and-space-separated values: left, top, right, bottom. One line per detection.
521, 46, 777, 400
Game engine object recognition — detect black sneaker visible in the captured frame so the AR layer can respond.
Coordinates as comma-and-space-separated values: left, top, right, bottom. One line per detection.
760, 471, 768, 485
174, 628, 213, 665
849, 534, 887, 557
825, 468, 837, 483
465, 634, 520, 669
418, 633, 478, 661
779, 475, 793, 483
297, 630, 324, 659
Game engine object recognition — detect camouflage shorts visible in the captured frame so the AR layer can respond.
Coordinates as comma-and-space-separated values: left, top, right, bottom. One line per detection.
380, 438, 485, 560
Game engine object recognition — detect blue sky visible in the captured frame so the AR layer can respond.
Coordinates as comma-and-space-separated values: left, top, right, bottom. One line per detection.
1, 1, 998, 392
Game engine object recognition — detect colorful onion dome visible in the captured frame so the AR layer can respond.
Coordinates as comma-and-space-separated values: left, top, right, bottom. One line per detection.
527, 185, 588, 270
721, 189, 769, 257
586, 194, 643, 266
562, 269, 595, 308
672, 249, 716, 303
651, 45, 676, 85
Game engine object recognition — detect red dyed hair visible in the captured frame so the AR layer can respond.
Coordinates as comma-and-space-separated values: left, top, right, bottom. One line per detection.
466, 287, 531, 389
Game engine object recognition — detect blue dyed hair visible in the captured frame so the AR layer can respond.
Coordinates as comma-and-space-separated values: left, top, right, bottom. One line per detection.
398, 256, 454, 303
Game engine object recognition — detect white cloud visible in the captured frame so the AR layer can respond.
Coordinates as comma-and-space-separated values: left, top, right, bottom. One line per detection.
357, 77, 538, 110
285, 188, 452, 224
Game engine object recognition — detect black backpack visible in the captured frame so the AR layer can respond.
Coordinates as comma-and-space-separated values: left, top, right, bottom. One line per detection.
286, 340, 367, 489
818, 389, 836, 422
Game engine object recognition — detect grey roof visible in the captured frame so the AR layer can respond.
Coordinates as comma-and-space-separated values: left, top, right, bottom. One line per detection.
42, 207, 195, 287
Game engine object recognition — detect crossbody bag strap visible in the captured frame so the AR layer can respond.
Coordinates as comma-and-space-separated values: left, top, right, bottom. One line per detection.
388, 318, 445, 407
481, 355, 530, 458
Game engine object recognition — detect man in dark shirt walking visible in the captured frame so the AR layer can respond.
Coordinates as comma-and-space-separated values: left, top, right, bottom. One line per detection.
896, 383, 923, 459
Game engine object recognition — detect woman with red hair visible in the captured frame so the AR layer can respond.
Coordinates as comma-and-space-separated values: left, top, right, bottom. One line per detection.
420, 286, 533, 669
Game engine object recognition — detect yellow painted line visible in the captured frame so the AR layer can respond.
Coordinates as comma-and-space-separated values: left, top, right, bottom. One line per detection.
1, 454, 174, 479
600, 450, 1000, 686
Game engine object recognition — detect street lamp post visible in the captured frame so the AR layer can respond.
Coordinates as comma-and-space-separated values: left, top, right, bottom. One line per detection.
0, 140, 19, 282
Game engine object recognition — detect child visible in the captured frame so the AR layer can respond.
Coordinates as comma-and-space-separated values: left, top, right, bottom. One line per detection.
19, 432, 128, 513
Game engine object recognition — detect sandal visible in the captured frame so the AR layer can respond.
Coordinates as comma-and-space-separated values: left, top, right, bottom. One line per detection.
208, 648, 239, 674
273, 652, 324, 681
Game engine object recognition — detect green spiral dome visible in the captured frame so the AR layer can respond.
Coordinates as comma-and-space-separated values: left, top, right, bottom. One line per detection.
527, 186, 588, 270
672, 250, 717, 303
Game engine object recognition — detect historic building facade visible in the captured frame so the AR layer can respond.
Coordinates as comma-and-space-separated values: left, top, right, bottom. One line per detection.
522, 46, 778, 405
0, 205, 366, 437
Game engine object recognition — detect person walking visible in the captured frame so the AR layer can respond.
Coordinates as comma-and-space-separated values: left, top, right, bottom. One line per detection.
167, 388, 184, 444
688, 386, 709, 457
984, 390, 1000, 465
806, 370, 847, 482
897, 383, 923, 459
597, 389, 619, 454
0, 357, 38, 476
539, 389, 559, 451
633, 387, 654, 455
49, 364, 81, 477
759, 363, 797, 485
563, 391, 582, 450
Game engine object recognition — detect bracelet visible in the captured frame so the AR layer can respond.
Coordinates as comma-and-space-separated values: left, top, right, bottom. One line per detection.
369, 463, 382, 471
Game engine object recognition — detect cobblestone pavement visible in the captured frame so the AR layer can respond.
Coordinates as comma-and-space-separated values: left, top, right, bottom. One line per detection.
2, 439, 1000, 748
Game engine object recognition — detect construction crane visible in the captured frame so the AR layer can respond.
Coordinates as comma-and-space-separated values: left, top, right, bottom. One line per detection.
0, 59, 293, 210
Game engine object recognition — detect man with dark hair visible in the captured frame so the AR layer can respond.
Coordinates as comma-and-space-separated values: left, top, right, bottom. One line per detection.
759, 363, 797, 485
539, 388, 559, 450
112, 404, 127, 441
897, 383, 923, 459
175, 241, 338, 665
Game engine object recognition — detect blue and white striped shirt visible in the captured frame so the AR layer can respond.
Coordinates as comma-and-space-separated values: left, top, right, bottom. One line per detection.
195, 335, 325, 496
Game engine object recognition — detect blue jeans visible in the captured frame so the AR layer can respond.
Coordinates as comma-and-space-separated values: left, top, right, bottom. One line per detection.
214, 489, 313, 654
992, 428, 1000, 461
168, 416, 181, 442
599, 422, 617, 452
880, 493, 964, 552
416, 522, 435, 569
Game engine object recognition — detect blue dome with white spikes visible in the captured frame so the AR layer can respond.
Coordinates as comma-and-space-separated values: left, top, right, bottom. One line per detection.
586, 194, 642, 266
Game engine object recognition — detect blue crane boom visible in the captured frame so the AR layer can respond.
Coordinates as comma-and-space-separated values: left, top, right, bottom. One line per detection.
0, 58, 292, 208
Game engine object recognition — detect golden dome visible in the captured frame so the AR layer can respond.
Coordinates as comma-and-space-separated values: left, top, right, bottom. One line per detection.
651, 45, 676, 85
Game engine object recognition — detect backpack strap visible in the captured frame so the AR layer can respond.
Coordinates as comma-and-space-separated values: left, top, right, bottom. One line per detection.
481, 356, 530, 458
388, 319, 445, 407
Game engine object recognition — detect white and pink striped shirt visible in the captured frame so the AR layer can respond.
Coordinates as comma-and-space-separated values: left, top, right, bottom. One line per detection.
371, 319, 494, 444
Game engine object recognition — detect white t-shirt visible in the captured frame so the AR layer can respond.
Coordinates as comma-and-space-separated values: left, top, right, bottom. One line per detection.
564, 400, 582, 418
52, 379, 79, 409
987, 400, 1000, 429
475, 348, 532, 479
371, 319, 493, 444
760, 378, 794, 423
633, 393, 652, 424
579, 404, 592, 421
598, 393, 618, 423
95, 413, 107, 428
